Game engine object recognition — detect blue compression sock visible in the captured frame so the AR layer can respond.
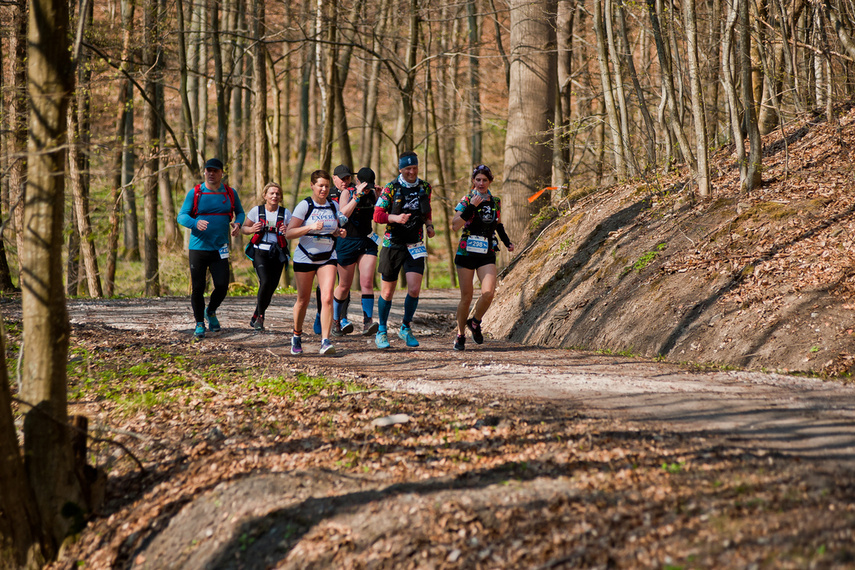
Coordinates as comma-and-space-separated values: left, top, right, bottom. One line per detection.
403, 294, 419, 327
333, 296, 344, 321
378, 296, 392, 332
362, 294, 375, 319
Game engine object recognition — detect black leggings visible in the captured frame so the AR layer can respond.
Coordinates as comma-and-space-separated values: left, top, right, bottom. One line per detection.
253, 254, 287, 317
189, 249, 230, 323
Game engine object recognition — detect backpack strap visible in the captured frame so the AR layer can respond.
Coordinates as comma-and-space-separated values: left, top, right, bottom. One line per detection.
191, 183, 235, 219
190, 184, 202, 218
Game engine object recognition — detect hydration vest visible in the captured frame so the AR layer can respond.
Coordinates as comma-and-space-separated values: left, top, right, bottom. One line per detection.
190, 183, 235, 219
463, 195, 499, 240
298, 197, 339, 262
249, 205, 288, 249
389, 180, 430, 245
344, 189, 377, 238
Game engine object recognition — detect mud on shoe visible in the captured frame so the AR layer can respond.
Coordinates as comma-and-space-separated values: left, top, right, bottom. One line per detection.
205, 308, 221, 332
398, 325, 419, 347
466, 318, 483, 344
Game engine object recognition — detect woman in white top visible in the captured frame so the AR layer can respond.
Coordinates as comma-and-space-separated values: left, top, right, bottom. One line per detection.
241, 182, 291, 332
285, 170, 347, 355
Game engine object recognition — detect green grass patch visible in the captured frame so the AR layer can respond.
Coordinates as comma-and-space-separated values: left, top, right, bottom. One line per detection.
254, 372, 360, 400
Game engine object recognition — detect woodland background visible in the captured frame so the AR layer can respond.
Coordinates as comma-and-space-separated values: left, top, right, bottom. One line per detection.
4, 0, 855, 565
3, 0, 855, 297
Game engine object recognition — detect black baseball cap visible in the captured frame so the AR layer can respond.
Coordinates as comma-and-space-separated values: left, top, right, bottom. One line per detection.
204, 158, 224, 170
333, 164, 352, 178
356, 167, 376, 187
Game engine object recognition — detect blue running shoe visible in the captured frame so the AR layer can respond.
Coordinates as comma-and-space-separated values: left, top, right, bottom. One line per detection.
194, 322, 206, 339
205, 308, 221, 332
375, 330, 390, 349
290, 335, 303, 355
313, 313, 321, 335
398, 325, 419, 347
319, 338, 336, 355
340, 318, 354, 334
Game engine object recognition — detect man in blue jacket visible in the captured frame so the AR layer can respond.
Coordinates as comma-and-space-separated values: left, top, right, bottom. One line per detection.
177, 158, 246, 338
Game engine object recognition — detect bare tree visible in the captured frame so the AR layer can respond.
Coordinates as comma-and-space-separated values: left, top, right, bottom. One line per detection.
739, 0, 763, 191
467, 0, 482, 165
19, 0, 85, 552
9, 0, 27, 273
684, 0, 710, 197
502, 0, 557, 245
252, 0, 270, 188
143, 0, 161, 295
593, 0, 626, 179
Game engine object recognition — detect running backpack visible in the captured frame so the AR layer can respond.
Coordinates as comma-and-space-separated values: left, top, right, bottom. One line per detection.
248, 205, 288, 248
298, 197, 339, 262
190, 183, 236, 219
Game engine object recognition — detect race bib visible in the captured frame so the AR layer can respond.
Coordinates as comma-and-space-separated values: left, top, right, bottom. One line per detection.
218, 244, 230, 259
466, 235, 489, 254
407, 241, 427, 259
369, 232, 381, 245
256, 243, 272, 251
306, 235, 334, 254
320, 217, 339, 233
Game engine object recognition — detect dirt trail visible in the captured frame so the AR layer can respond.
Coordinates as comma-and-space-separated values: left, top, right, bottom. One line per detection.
13, 289, 854, 466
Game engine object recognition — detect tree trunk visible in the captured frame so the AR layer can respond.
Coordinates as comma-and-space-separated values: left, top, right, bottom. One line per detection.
122, 92, 141, 261
0, 43, 16, 291
554, 0, 575, 196
427, 58, 458, 287
143, 0, 161, 295
400, 0, 419, 152
291, 39, 313, 207
604, 0, 634, 175
251, 0, 269, 188
684, 0, 710, 197
467, 0, 482, 165
647, 0, 696, 169
359, 0, 389, 168
593, 0, 626, 179
739, 0, 762, 191
721, 0, 747, 180
618, 1, 656, 169
68, 0, 103, 297
105, 0, 135, 296
265, 49, 282, 185
0, 328, 47, 568
194, 0, 208, 159
22, 0, 84, 550
502, 0, 557, 246
175, 0, 201, 173
320, 0, 337, 171
210, 0, 228, 162
10, 0, 28, 275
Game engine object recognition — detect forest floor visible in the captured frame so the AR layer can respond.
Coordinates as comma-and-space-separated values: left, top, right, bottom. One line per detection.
3, 291, 853, 569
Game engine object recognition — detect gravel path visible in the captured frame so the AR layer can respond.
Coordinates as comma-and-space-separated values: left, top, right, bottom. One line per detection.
8, 290, 855, 465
